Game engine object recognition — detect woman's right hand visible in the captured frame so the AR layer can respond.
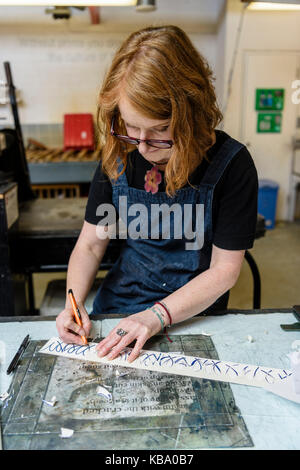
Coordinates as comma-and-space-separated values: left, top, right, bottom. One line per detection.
56, 302, 92, 345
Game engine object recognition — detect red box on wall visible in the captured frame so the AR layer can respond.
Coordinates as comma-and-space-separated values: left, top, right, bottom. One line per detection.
64, 113, 94, 151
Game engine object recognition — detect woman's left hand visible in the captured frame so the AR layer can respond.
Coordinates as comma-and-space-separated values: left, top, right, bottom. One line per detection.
95, 309, 162, 363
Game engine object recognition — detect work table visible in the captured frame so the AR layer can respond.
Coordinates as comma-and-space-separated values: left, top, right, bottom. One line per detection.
0, 309, 299, 450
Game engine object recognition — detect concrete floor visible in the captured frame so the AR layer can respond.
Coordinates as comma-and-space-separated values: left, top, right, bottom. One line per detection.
229, 220, 300, 309
32, 221, 300, 314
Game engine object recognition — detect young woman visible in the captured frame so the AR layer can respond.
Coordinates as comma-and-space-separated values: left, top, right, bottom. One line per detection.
56, 25, 258, 363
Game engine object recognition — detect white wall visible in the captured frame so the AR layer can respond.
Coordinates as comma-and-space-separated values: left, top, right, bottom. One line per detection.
215, 6, 226, 111
222, 0, 300, 220
0, 6, 220, 125
223, 0, 300, 133
0, 26, 128, 124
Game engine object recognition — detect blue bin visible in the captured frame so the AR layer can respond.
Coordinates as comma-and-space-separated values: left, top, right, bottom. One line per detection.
258, 179, 279, 229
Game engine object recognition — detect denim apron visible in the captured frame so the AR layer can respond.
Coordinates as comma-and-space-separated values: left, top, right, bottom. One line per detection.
93, 137, 244, 315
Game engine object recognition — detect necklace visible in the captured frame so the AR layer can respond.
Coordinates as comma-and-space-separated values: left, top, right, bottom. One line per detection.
144, 165, 162, 194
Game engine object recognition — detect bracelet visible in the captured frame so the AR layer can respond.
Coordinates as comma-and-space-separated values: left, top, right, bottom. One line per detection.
151, 303, 173, 344
149, 306, 165, 331
155, 301, 172, 326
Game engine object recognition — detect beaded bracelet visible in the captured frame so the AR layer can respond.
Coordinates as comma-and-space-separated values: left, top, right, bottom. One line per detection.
149, 306, 165, 331
155, 301, 172, 326
151, 302, 173, 343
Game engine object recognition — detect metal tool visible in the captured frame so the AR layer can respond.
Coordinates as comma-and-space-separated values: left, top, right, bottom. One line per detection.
3, 62, 35, 201
280, 305, 300, 331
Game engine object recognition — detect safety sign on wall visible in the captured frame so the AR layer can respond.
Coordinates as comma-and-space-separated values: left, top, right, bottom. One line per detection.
255, 89, 284, 133
255, 89, 284, 111
257, 112, 282, 133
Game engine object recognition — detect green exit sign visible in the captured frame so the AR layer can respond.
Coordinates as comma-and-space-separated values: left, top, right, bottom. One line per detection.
255, 89, 284, 111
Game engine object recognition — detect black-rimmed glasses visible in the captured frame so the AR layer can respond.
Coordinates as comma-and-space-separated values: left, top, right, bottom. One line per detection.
110, 116, 173, 149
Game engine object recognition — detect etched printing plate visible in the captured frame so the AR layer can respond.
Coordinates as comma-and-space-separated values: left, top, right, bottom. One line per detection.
1, 335, 253, 450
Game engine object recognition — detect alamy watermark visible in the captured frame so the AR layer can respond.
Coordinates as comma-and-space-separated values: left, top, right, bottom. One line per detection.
95, 196, 204, 250
291, 80, 300, 104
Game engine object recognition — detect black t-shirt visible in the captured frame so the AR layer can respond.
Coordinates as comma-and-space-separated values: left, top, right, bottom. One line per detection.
85, 129, 258, 250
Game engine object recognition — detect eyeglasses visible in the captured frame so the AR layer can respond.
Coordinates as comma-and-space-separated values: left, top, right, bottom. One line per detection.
110, 115, 173, 149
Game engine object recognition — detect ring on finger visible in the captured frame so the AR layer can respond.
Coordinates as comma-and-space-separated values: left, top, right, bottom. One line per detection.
116, 328, 128, 337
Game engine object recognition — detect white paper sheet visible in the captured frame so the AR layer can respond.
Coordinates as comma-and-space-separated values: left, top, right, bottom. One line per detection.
39, 337, 293, 389
262, 381, 300, 404
288, 351, 300, 394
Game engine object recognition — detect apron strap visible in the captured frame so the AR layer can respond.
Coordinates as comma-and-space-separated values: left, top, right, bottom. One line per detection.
201, 137, 245, 188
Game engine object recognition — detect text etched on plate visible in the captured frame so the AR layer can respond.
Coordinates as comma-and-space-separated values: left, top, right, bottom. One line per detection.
1, 336, 254, 450
42, 360, 194, 421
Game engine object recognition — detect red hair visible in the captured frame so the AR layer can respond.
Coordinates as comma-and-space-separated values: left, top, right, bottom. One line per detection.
97, 25, 222, 196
